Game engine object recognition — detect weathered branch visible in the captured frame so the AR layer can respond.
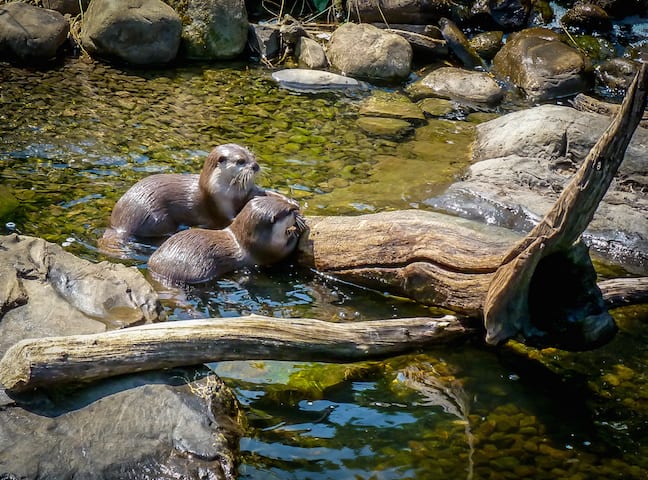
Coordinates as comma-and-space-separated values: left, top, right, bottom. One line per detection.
483, 63, 648, 346
0, 314, 471, 392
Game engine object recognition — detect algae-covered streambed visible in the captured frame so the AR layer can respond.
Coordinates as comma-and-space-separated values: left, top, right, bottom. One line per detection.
1, 59, 646, 479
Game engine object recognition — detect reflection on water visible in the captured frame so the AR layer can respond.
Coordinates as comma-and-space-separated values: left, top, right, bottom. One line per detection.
1, 58, 647, 479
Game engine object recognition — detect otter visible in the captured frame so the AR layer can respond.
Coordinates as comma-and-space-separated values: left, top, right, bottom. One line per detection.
148, 193, 307, 285
102, 143, 263, 244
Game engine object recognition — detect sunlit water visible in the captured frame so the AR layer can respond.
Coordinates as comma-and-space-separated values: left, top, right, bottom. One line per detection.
1, 58, 646, 479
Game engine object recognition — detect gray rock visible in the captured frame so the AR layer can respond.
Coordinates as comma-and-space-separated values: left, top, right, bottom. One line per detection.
431, 105, 648, 273
272, 68, 365, 92
0, 234, 163, 357
0, 2, 69, 61
407, 66, 504, 107
173, 0, 249, 60
327, 23, 412, 82
596, 57, 640, 91
42, 0, 90, 15
80, 0, 181, 65
295, 36, 328, 69
493, 27, 592, 101
248, 23, 281, 61
0, 371, 242, 479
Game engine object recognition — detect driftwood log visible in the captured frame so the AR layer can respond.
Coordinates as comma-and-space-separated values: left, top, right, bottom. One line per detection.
0, 315, 470, 392
296, 63, 648, 351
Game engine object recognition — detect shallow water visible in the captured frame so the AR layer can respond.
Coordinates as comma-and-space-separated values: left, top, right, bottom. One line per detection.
1, 58, 646, 479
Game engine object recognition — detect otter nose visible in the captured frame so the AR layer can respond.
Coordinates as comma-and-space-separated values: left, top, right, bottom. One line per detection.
252, 162, 260, 172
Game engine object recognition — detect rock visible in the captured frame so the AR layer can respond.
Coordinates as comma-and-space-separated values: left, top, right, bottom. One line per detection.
438, 17, 486, 69
168, 0, 248, 60
248, 24, 281, 61
327, 23, 412, 82
295, 37, 328, 69
41, 0, 90, 15
469, 30, 504, 61
470, 0, 533, 31
596, 57, 640, 92
407, 66, 505, 106
347, 0, 452, 24
80, 0, 182, 65
492, 27, 592, 101
0, 2, 69, 62
0, 234, 163, 357
271, 68, 365, 92
431, 105, 648, 272
356, 117, 414, 138
418, 97, 456, 117
0, 371, 243, 479
561, 3, 612, 32
359, 91, 426, 123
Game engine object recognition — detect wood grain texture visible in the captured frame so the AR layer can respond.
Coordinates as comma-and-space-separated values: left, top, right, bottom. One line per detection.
0, 314, 471, 392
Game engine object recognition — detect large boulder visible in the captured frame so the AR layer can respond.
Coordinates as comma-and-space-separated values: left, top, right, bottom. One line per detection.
170, 0, 249, 60
407, 66, 505, 106
493, 27, 592, 101
0, 234, 163, 356
430, 105, 648, 273
80, 0, 182, 65
0, 2, 69, 62
327, 23, 412, 82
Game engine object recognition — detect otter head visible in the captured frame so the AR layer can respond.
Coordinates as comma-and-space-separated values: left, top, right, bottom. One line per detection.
232, 193, 306, 265
200, 143, 260, 194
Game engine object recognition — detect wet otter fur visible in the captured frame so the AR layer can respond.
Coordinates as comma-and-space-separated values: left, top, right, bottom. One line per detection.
101, 144, 263, 247
148, 193, 306, 285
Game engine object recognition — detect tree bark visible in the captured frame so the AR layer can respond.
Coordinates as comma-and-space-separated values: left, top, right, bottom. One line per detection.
0, 314, 471, 392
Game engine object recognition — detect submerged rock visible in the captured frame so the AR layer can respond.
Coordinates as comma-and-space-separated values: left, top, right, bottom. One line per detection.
0, 2, 69, 62
80, 0, 182, 65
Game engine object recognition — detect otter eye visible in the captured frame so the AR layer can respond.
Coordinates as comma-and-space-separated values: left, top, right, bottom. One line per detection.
218, 156, 228, 164
236, 158, 246, 165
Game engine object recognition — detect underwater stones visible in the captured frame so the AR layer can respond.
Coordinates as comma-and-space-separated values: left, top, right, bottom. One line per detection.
80, 0, 182, 65
418, 97, 455, 117
175, 0, 249, 60
357, 91, 424, 138
356, 117, 414, 138
493, 27, 592, 101
0, 2, 69, 62
0, 186, 18, 221
327, 23, 412, 82
271, 68, 364, 92
407, 66, 504, 107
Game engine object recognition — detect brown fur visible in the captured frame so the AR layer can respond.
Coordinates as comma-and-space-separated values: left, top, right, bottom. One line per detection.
102, 144, 263, 243
148, 193, 306, 285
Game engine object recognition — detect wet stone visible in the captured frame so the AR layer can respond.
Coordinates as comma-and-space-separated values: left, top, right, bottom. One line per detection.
356, 117, 414, 138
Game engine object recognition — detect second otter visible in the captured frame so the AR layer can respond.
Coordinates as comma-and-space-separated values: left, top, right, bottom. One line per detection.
103, 143, 263, 242
148, 193, 306, 285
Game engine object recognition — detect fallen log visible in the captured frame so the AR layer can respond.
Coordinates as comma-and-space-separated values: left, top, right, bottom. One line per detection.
0, 314, 471, 392
296, 64, 648, 351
